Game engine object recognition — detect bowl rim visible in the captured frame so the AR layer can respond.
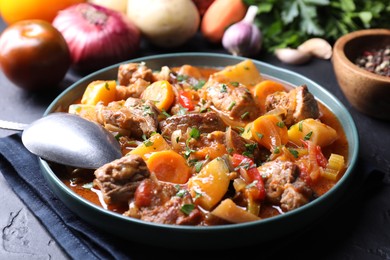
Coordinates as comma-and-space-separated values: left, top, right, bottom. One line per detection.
39, 52, 360, 240
333, 28, 390, 82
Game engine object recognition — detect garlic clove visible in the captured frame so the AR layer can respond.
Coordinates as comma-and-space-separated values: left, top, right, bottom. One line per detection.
275, 48, 312, 65
297, 38, 333, 59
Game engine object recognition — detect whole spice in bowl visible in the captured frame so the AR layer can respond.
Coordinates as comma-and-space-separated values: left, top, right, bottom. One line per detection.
354, 46, 390, 77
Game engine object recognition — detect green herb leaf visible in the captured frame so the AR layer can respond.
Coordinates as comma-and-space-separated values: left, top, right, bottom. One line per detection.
181, 204, 195, 215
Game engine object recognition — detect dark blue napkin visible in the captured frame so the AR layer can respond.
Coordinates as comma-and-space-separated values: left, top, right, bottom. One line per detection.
0, 133, 387, 260
0, 133, 132, 260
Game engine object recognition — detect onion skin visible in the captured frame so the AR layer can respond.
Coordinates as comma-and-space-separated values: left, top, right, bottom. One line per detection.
53, 3, 140, 72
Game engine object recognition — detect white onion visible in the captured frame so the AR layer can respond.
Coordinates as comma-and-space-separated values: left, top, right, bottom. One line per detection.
52, 3, 140, 72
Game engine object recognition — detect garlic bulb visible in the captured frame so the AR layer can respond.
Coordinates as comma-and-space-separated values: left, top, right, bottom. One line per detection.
222, 5, 262, 57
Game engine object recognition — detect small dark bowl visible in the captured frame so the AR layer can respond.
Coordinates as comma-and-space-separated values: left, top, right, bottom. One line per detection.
332, 29, 390, 120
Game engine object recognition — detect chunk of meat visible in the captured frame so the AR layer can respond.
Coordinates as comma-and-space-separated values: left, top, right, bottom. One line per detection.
116, 78, 150, 99
265, 85, 319, 126
259, 160, 313, 211
118, 63, 153, 86
159, 111, 226, 138
203, 78, 260, 121
260, 160, 299, 203
98, 97, 160, 138
94, 154, 150, 206
280, 181, 311, 212
125, 178, 203, 225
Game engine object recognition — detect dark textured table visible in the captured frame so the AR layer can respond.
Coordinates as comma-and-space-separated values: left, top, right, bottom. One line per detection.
0, 18, 389, 259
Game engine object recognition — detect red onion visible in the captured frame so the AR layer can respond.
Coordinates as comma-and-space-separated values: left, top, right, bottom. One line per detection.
52, 3, 140, 72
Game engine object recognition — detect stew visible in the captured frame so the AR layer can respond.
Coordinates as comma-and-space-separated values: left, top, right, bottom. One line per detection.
58, 59, 348, 226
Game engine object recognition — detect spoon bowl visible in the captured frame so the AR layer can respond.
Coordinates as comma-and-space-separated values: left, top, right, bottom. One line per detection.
21, 113, 122, 169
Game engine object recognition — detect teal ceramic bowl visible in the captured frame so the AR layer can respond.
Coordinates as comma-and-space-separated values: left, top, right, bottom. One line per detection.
39, 53, 359, 249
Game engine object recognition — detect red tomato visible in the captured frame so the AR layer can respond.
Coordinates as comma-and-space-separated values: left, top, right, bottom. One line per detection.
0, 20, 71, 91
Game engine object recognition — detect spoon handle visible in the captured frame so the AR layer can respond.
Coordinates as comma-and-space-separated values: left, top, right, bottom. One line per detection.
0, 119, 27, 131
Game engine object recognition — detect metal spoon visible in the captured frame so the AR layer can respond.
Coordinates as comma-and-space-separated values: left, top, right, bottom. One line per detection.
0, 113, 122, 169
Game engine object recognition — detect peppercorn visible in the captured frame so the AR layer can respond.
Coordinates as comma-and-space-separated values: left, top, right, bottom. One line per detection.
355, 45, 390, 77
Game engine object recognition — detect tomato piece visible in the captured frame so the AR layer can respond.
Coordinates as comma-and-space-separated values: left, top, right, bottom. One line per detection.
316, 145, 328, 168
178, 90, 195, 111
231, 153, 266, 201
0, 20, 71, 90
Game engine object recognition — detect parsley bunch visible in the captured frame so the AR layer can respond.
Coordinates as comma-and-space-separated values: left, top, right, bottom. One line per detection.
244, 0, 390, 52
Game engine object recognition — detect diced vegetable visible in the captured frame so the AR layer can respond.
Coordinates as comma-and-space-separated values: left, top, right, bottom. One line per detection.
231, 153, 266, 201
254, 80, 286, 112
81, 80, 117, 105
187, 157, 230, 210
141, 80, 175, 111
178, 90, 195, 111
68, 104, 97, 121
128, 133, 170, 160
211, 198, 261, 223
288, 119, 338, 147
241, 122, 254, 140
321, 153, 345, 181
146, 150, 191, 184
213, 59, 262, 90
251, 114, 288, 150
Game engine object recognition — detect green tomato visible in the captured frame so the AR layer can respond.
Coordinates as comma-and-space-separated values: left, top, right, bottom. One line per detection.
0, 19, 71, 91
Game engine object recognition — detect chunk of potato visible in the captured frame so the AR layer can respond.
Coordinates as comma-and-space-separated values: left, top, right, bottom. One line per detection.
211, 198, 261, 223
81, 80, 117, 106
187, 157, 230, 211
128, 133, 170, 160
288, 119, 338, 147
68, 104, 97, 122
213, 59, 262, 90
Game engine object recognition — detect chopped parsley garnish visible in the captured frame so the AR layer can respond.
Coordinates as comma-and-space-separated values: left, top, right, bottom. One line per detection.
142, 134, 154, 147
189, 127, 200, 140
298, 121, 303, 131
288, 148, 299, 158
220, 84, 228, 93
142, 105, 155, 116
177, 74, 188, 82
304, 131, 313, 140
194, 161, 204, 173
256, 132, 264, 139
241, 111, 249, 119
273, 146, 281, 154
276, 121, 285, 128
161, 109, 171, 118
181, 204, 195, 215
193, 80, 205, 90
228, 101, 236, 111
176, 189, 187, 198
104, 82, 110, 90
230, 81, 239, 87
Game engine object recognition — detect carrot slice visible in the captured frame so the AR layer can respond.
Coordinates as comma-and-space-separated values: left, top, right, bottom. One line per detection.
251, 114, 288, 150
141, 80, 174, 111
254, 80, 286, 112
146, 150, 191, 184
